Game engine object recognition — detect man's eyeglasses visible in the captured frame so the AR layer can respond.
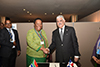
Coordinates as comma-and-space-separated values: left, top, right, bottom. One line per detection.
5, 23, 12, 25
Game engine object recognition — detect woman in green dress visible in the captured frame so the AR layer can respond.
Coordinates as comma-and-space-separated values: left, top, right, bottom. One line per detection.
26, 18, 49, 67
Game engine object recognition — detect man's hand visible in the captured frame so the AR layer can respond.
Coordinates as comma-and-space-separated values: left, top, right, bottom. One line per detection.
93, 56, 100, 64
96, 59, 100, 64
17, 50, 21, 56
13, 41, 16, 46
40, 47, 49, 54
43, 48, 49, 54
93, 56, 98, 61
46, 48, 50, 54
74, 57, 79, 62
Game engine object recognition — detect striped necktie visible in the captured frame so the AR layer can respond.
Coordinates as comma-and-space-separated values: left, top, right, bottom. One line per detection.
9, 29, 13, 41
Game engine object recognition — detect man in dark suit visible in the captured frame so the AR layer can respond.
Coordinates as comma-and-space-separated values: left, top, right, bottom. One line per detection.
0, 20, 21, 67
47, 15, 80, 65
0, 22, 4, 67
0, 23, 4, 48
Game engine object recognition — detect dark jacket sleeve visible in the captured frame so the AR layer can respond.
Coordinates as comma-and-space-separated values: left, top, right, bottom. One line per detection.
71, 27, 81, 56
15, 30, 21, 51
49, 31, 56, 53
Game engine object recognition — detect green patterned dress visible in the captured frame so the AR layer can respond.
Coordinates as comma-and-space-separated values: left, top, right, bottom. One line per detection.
26, 28, 48, 67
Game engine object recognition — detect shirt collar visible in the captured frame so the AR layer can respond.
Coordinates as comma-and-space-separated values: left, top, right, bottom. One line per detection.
6, 28, 12, 31
59, 25, 65, 31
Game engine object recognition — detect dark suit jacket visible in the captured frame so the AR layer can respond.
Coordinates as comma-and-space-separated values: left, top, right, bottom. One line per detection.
0, 27, 21, 57
49, 25, 80, 63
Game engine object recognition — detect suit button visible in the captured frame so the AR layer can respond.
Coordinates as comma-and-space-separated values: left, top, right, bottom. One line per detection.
61, 44, 63, 46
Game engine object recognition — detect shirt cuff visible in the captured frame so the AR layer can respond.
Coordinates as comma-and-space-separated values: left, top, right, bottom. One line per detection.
47, 48, 50, 54
12, 46, 15, 48
74, 56, 79, 58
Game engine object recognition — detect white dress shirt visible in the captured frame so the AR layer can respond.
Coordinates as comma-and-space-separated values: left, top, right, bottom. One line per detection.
59, 25, 65, 36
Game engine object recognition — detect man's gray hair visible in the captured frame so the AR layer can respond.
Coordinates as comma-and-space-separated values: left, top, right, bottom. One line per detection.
56, 15, 65, 21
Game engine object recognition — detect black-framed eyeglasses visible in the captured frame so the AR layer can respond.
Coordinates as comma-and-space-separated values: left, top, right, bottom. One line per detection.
5, 23, 12, 25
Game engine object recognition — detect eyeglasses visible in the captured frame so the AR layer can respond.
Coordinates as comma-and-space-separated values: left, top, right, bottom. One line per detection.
5, 23, 12, 25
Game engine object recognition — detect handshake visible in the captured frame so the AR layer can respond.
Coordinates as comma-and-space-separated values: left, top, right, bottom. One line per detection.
40, 47, 50, 54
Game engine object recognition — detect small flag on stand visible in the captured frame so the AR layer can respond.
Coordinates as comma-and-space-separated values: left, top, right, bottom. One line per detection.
67, 59, 74, 67
29, 59, 38, 67
67, 59, 78, 67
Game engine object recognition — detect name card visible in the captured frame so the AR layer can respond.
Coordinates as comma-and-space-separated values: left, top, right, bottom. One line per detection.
49, 63, 60, 67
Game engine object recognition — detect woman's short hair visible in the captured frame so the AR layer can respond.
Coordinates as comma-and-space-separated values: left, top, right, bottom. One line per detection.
33, 18, 43, 24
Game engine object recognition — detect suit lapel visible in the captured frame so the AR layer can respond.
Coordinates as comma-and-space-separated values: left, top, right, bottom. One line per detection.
4, 28, 10, 35
57, 28, 62, 42
63, 26, 68, 42
4, 28, 11, 39
12, 29, 15, 35
12, 29, 16, 40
